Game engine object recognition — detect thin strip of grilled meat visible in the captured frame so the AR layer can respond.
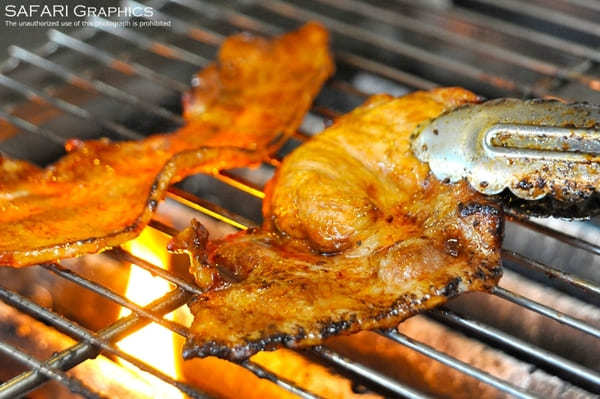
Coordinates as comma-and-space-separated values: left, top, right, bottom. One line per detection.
171, 88, 504, 361
0, 22, 334, 267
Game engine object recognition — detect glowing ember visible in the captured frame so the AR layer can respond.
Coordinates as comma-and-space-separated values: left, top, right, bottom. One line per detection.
118, 227, 184, 399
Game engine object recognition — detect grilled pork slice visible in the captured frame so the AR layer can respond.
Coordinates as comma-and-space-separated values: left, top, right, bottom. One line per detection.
0, 23, 334, 267
174, 88, 504, 361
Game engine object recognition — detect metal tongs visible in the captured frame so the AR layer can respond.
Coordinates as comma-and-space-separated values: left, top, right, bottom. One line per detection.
411, 98, 600, 209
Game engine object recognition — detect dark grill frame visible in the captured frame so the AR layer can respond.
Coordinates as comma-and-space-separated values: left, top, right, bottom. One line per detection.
0, 0, 600, 398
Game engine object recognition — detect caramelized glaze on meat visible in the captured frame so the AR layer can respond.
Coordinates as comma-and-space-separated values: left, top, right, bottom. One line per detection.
175, 88, 504, 361
0, 23, 334, 267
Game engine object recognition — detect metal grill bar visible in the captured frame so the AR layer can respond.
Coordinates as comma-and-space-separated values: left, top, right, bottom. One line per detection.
0, 288, 190, 398
312, 0, 595, 88
506, 214, 600, 256
108, 247, 205, 296
211, 172, 267, 199
402, 0, 600, 63
148, 219, 180, 237
492, 286, 600, 339
241, 361, 321, 399
252, 0, 528, 94
124, 0, 223, 45
41, 262, 190, 338
0, 285, 209, 399
8, 45, 185, 125
0, 72, 142, 140
309, 346, 433, 399
379, 330, 539, 399
167, 186, 258, 227
561, 0, 600, 12
89, 15, 208, 67
0, 109, 66, 146
0, 340, 105, 399
502, 250, 600, 297
47, 29, 189, 93
469, 0, 600, 37
431, 308, 600, 390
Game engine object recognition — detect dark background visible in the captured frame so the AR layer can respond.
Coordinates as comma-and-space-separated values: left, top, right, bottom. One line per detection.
0, 0, 119, 60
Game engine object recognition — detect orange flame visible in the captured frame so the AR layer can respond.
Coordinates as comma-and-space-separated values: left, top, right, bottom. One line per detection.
117, 227, 184, 399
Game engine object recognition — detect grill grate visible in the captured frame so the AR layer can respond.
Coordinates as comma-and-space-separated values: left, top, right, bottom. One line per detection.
0, 0, 599, 398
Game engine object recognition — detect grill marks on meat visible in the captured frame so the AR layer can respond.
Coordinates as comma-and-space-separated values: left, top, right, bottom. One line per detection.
176, 88, 504, 361
0, 23, 334, 267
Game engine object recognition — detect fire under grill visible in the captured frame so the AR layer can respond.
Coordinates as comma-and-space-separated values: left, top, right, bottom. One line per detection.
0, 0, 599, 397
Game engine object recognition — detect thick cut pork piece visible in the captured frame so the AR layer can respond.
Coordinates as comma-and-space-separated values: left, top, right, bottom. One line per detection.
174, 88, 503, 361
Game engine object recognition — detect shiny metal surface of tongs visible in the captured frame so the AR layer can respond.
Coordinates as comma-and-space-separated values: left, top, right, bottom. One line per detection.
411, 99, 600, 207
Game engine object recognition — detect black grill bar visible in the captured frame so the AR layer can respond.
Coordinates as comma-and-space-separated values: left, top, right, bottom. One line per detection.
149, 219, 181, 237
